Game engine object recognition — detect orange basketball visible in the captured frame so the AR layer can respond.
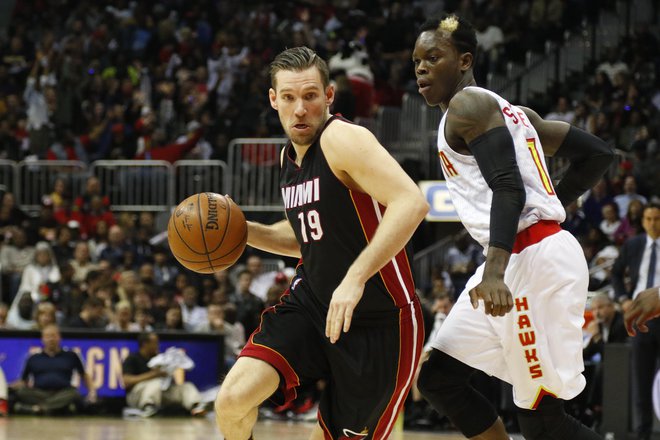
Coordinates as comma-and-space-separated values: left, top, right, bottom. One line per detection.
167, 193, 247, 274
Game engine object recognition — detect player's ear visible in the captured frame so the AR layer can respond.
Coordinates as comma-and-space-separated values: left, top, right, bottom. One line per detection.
269, 88, 278, 110
459, 52, 473, 72
325, 83, 335, 107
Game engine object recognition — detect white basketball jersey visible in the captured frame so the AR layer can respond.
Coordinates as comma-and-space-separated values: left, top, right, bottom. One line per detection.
437, 86, 565, 249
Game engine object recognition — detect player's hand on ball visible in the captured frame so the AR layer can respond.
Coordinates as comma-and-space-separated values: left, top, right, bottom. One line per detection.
469, 276, 514, 317
326, 277, 365, 344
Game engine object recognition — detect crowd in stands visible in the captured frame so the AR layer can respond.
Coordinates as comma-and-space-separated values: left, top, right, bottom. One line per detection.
0, 0, 614, 165
0, 0, 659, 434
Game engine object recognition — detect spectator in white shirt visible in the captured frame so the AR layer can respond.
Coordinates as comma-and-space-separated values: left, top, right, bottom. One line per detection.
179, 286, 207, 332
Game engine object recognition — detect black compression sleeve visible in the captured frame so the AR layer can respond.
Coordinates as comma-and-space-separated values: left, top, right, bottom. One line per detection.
469, 126, 526, 252
553, 126, 616, 206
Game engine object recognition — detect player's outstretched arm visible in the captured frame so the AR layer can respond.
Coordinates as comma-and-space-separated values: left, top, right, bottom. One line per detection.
446, 90, 521, 317
321, 121, 429, 342
520, 106, 616, 206
624, 287, 660, 336
246, 219, 301, 258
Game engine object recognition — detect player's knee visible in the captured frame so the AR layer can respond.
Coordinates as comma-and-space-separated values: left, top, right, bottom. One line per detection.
417, 349, 470, 407
215, 381, 249, 420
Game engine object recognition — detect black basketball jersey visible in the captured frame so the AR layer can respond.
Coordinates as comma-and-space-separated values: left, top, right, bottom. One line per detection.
280, 115, 416, 321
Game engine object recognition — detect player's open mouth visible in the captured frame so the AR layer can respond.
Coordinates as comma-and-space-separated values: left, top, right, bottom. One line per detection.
293, 124, 309, 130
417, 79, 431, 94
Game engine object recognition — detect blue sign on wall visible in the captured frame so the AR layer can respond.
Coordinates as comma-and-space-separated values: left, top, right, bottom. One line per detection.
418, 181, 459, 222
0, 332, 223, 397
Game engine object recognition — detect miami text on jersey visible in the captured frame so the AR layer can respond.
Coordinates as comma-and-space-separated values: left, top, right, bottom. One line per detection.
282, 177, 321, 210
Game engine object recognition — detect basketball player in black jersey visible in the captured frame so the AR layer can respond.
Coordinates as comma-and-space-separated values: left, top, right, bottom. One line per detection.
214, 47, 429, 440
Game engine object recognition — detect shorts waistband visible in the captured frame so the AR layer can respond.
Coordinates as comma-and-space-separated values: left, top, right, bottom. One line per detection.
511, 220, 562, 254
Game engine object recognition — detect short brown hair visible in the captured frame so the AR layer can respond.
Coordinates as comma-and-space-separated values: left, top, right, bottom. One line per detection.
269, 46, 330, 89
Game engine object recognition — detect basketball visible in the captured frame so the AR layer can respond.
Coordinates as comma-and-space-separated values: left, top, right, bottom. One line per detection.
167, 193, 247, 274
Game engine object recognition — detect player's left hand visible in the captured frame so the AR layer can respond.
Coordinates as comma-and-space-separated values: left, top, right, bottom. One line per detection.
469, 276, 513, 317
326, 277, 365, 343
624, 287, 660, 336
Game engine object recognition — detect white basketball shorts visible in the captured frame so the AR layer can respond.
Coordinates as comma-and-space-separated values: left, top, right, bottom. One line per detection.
429, 221, 588, 409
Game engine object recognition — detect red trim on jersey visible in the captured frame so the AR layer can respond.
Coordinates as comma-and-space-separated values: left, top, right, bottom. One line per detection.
238, 289, 301, 404
530, 387, 558, 410
349, 191, 415, 307
318, 412, 334, 440
511, 220, 561, 254
371, 299, 425, 439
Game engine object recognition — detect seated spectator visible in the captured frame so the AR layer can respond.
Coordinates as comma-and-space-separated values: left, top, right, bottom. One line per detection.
153, 247, 179, 289
121, 332, 206, 417
73, 176, 110, 220
6, 292, 35, 329
613, 198, 645, 245
583, 179, 614, 228
599, 203, 621, 243
179, 286, 207, 332
562, 201, 589, 239
49, 177, 68, 209
17, 241, 61, 303
614, 175, 647, 218
67, 297, 105, 329
545, 96, 576, 124
445, 233, 484, 300
51, 225, 76, 266
33, 196, 59, 242
99, 225, 134, 269
106, 301, 140, 332
229, 269, 265, 337
134, 309, 155, 332
33, 301, 57, 331
80, 195, 116, 238
582, 294, 628, 426
69, 242, 99, 285
10, 324, 96, 415
244, 255, 277, 301
0, 228, 35, 303
197, 303, 245, 370
0, 192, 30, 233
159, 305, 184, 331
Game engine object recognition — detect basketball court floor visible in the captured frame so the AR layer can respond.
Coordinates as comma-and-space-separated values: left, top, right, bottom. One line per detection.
0, 416, 527, 440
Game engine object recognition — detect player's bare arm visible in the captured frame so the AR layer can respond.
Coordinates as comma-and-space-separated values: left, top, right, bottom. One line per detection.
520, 105, 615, 206
624, 287, 660, 336
321, 120, 429, 342
446, 90, 522, 317
246, 219, 301, 258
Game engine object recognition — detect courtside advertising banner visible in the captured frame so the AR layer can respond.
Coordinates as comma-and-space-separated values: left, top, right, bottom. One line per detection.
0, 331, 223, 397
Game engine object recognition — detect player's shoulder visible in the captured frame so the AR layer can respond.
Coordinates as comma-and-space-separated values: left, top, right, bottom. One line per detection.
447, 87, 501, 122
322, 116, 375, 148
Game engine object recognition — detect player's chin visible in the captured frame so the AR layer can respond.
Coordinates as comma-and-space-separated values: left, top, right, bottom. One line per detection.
289, 133, 315, 147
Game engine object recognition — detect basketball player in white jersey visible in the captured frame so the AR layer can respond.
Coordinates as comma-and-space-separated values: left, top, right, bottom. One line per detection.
412, 14, 615, 440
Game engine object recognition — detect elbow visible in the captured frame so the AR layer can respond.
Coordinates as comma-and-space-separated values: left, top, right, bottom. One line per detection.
412, 195, 430, 224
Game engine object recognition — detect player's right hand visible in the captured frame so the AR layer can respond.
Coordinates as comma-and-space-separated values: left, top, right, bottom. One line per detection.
624, 287, 660, 336
469, 276, 514, 317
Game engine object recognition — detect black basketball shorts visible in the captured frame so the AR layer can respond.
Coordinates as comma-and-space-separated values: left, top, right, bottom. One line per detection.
239, 276, 424, 439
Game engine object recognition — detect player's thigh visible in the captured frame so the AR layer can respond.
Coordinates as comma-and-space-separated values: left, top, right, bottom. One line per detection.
503, 232, 588, 408
216, 357, 280, 410
320, 303, 423, 440
429, 265, 509, 381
